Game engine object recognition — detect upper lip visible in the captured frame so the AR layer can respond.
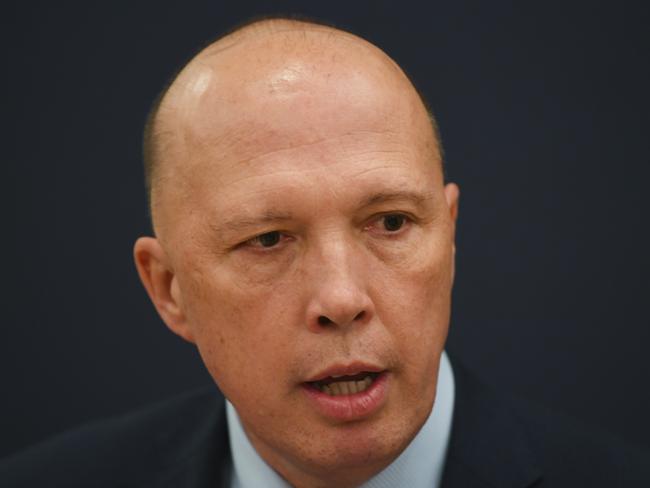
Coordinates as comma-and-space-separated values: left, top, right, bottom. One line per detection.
305, 362, 385, 383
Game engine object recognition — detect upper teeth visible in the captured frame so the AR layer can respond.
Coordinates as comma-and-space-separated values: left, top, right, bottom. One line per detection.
320, 375, 373, 396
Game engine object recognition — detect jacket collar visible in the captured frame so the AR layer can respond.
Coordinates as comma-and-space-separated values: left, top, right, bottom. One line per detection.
155, 388, 232, 488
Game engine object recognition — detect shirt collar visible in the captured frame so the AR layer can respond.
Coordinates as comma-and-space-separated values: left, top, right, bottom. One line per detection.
227, 350, 455, 488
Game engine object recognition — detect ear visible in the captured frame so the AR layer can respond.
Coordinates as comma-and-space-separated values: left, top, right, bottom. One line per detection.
444, 182, 460, 226
133, 237, 195, 343
443, 182, 460, 283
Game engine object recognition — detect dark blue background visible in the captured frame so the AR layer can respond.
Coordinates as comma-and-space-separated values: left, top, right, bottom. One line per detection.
2, 0, 649, 458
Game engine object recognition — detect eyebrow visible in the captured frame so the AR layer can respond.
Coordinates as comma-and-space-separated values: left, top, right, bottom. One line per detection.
211, 211, 294, 235
357, 190, 435, 209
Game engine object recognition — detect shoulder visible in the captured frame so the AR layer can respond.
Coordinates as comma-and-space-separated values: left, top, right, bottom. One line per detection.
444, 355, 650, 487
0, 386, 229, 488
509, 394, 650, 486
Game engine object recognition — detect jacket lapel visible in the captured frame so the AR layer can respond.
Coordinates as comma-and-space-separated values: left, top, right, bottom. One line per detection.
441, 355, 543, 488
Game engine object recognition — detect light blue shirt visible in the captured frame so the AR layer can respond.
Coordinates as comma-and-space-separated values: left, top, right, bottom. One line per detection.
227, 351, 455, 488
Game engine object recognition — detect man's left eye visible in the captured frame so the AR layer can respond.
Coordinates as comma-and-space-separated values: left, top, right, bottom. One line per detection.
382, 214, 406, 232
366, 213, 410, 235
245, 231, 284, 249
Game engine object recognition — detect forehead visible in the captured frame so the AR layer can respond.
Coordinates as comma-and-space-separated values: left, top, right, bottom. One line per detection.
166, 29, 433, 150
156, 29, 440, 231
178, 131, 440, 253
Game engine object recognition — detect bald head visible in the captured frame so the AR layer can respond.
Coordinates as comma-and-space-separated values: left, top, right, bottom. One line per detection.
135, 20, 458, 486
143, 18, 442, 234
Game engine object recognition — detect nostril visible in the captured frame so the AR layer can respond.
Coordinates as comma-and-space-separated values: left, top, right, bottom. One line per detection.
354, 311, 365, 321
318, 316, 332, 326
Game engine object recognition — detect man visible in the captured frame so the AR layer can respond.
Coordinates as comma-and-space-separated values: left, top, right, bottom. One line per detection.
136, 16, 457, 487
1, 17, 649, 488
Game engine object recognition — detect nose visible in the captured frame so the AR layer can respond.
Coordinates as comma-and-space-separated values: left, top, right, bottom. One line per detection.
305, 239, 375, 332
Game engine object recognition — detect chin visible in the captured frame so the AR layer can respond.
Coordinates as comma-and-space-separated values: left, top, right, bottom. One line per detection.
307, 408, 426, 476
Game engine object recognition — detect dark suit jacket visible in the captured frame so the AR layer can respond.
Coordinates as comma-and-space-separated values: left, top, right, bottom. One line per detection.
1, 357, 649, 487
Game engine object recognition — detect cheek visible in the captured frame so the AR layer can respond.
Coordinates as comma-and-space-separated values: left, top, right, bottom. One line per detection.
374, 230, 453, 318
229, 247, 299, 287
178, 261, 302, 400
370, 235, 453, 373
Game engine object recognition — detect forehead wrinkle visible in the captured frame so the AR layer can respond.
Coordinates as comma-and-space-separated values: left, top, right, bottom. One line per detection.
222, 131, 402, 170
348, 162, 423, 180
181, 124, 412, 190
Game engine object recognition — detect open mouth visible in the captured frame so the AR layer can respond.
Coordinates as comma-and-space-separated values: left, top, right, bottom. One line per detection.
308, 372, 382, 396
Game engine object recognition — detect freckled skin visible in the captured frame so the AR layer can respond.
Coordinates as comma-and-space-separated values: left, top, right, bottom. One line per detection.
135, 21, 459, 488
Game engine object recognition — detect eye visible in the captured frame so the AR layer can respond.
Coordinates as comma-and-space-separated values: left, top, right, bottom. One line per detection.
365, 213, 412, 237
248, 231, 282, 248
382, 214, 405, 232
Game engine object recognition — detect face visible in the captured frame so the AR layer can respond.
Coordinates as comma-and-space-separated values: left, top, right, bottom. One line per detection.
142, 32, 459, 486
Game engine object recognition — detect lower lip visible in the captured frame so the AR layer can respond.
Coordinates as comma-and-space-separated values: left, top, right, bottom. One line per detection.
302, 372, 389, 422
